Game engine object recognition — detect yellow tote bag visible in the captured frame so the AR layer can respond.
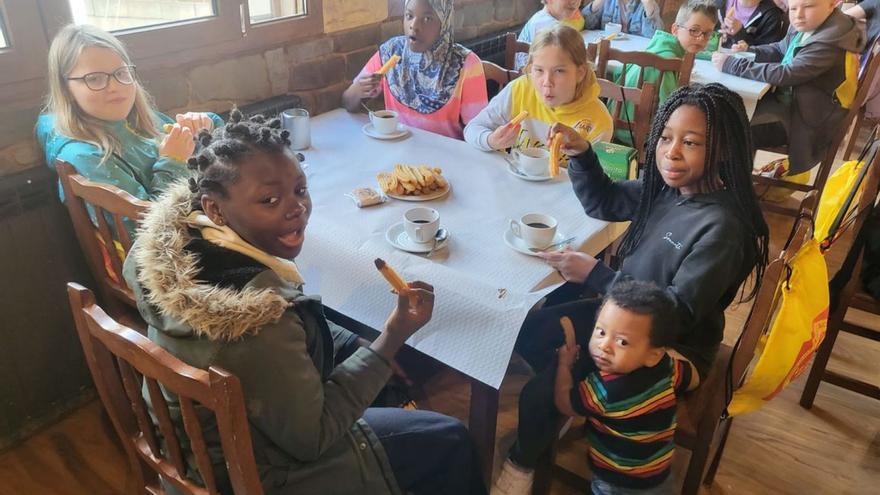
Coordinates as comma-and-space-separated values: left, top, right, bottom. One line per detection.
815, 159, 868, 246
728, 238, 829, 416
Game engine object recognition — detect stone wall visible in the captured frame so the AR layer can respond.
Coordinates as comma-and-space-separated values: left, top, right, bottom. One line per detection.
0, 0, 539, 177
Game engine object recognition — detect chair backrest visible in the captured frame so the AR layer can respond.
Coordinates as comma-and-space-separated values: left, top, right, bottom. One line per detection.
595, 39, 695, 90
67, 282, 263, 495
586, 42, 598, 65
482, 60, 519, 98
504, 32, 530, 70
597, 78, 656, 164
814, 40, 880, 193
56, 160, 149, 314
730, 191, 819, 384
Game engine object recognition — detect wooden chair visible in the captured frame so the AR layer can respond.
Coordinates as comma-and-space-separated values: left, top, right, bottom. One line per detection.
536, 192, 818, 495
482, 60, 519, 99
596, 78, 657, 164
586, 42, 598, 65
799, 141, 880, 408
504, 32, 530, 70
56, 160, 149, 324
595, 38, 694, 95
753, 40, 880, 218
67, 282, 263, 495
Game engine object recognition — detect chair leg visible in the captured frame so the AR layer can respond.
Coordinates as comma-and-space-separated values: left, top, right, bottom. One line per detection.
703, 416, 734, 486
681, 443, 711, 495
842, 109, 865, 161
799, 322, 843, 409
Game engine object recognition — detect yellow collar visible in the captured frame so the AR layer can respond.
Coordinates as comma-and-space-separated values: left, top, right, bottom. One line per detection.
185, 212, 304, 286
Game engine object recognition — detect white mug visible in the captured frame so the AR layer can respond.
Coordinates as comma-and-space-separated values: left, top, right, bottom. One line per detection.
510, 213, 557, 249
404, 207, 440, 244
281, 108, 310, 150
605, 22, 622, 35
370, 110, 399, 135
512, 147, 550, 176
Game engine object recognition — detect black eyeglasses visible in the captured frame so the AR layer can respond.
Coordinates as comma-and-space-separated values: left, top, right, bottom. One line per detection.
67, 65, 136, 91
676, 24, 714, 40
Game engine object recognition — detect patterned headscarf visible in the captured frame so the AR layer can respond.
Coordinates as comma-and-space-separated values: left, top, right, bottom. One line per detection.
378, 0, 471, 114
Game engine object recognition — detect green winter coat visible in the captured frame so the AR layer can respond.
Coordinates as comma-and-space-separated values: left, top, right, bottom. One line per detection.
609, 30, 718, 146
122, 182, 401, 495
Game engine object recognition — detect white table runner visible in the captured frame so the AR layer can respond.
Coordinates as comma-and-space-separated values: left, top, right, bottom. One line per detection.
295, 109, 621, 388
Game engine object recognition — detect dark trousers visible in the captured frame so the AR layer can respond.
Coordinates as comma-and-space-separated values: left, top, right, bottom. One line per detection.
508, 289, 602, 469
363, 408, 488, 495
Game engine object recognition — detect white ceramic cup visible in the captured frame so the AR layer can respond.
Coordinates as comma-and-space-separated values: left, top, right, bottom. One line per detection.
281, 108, 310, 150
370, 110, 399, 135
404, 207, 440, 244
512, 147, 550, 176
510, 213, 557, 249
605, 22, 622, 35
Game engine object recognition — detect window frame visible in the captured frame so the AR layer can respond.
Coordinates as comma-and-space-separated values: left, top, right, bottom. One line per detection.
0, 0, 51, 84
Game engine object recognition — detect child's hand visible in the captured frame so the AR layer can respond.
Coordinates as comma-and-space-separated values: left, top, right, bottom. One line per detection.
159, 124, 195, 162
712, 52, 730, 70
538, 248, 599, 284
175, 112, 214, 134
722, 16, 743, 36
731, 41, 749, 53
558, 342, 580, 369
548, 122, 590, 156
385, 281, 435, 340
488, 123, 520, 150
353, 73, 382, 99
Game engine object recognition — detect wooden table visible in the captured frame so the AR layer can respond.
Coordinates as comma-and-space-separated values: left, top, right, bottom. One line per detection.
295, 109, 627, 481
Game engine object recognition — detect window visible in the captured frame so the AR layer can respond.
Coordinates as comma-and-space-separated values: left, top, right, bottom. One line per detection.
0, 10, 7, 48
248, 0, 306, 24
68, 0, 216, 32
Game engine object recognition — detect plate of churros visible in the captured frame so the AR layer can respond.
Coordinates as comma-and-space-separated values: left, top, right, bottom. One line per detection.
377, 164, 451, 201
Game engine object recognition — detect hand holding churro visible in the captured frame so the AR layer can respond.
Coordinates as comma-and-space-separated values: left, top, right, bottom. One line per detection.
377, 55, 401, 75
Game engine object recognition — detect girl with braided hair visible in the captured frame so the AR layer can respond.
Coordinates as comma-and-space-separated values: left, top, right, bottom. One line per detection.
493, 84, 769, 494
123, 110, 487, 495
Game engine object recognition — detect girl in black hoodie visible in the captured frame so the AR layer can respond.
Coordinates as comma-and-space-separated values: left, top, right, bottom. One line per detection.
515, 84, 770, 385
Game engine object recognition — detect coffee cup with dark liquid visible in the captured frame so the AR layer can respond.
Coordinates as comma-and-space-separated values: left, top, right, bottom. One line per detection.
370, 110, 400, 135
510, 213, 557, 249
404, 207, 440, 243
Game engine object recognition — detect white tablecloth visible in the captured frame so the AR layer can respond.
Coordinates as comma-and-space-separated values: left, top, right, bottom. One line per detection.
295, 109, 623, 388
582, 31, 771, 119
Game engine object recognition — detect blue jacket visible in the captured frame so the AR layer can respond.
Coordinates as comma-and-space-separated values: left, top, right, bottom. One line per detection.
36, 111, 224, 202
582, 0, 664, 38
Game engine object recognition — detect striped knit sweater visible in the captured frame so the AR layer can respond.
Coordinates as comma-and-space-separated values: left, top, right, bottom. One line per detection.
570, 355, 691, 489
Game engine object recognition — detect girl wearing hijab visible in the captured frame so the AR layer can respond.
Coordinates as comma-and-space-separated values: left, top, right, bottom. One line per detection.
342, 0, 488, 139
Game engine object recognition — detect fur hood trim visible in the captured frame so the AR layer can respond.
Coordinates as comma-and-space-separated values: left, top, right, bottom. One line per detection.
133, 181, 289, 341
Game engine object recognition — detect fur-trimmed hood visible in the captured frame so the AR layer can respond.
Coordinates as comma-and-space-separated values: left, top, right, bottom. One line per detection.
126, 180, 290, 341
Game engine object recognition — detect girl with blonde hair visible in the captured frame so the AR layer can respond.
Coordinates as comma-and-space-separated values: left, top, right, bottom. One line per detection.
36, 24, 222, 212
464, 24, 613, 160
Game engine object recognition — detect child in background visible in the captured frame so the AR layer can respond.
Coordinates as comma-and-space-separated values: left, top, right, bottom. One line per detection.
124, 111, 487, 495
712, 0, 866, 181
583, 0, 665, 38
611, 0, 719, 146
719, 0, 786, 48
554, 281, 690, 495
515, 0, 586, 70
464, 25, 613, 159
342, 0, 488, 140
37, 24, 222, 210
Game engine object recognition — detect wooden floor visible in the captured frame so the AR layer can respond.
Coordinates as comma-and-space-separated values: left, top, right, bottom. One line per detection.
2, 171, 879, 494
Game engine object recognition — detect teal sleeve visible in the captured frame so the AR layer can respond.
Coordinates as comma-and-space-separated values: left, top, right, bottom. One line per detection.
58, 144, 151, 200
150, 156, 191, 196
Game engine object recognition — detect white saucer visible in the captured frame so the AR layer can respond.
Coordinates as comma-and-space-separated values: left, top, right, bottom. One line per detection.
503, 228, 571, 257
386, 222, 450, 253
363, 123, 410, 140
605, 32, 628, 40
506, 161, 553, 182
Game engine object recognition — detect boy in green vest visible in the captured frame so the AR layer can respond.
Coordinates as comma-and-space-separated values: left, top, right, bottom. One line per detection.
611, 1, 719, 146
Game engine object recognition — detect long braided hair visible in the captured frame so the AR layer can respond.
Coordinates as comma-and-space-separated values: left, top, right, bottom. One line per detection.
617, 83, 769, 300
186, 109, 294, 209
